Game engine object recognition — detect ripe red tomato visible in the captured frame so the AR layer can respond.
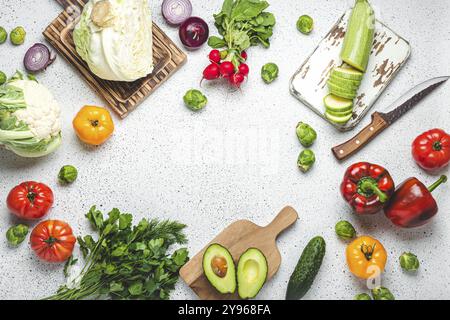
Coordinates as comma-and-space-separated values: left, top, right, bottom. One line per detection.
30, 220, 76, 263
7, 181, 54, 220
412, 128, 450, 172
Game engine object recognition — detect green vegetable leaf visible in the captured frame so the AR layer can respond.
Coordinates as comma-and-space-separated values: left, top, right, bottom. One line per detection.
86, 206, 104, 230
231, 0, 269, 22
208, 36, 227, 48
128, 281, 143, 296
119, 213, 133, 230
172, 248, 189, 266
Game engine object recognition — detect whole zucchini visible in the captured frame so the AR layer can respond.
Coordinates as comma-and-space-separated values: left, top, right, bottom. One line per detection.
286, 236, 326, 300
340, 0, 375, 72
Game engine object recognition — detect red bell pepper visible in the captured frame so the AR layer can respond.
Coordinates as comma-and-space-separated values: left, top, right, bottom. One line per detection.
384, 175, 447, 228
412, 128, 450, 173
341, 162, 395, 215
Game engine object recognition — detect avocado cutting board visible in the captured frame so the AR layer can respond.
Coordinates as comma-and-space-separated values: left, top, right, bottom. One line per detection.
44, 0, 187, 118
180, 206, 298, 300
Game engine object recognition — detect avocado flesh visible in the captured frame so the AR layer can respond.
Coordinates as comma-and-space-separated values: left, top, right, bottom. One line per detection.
203, 244, 236, 294
237, 248, 268, 299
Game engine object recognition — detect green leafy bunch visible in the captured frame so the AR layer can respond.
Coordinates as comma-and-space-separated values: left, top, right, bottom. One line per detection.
45, 206, 189, 300
208, 0, 276, 52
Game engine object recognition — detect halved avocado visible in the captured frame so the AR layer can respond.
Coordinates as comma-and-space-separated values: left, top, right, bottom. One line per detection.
203, 244, 236, 294
237, 248, 268, 299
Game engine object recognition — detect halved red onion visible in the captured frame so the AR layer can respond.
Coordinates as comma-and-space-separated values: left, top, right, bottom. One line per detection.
23, 43, 56, 73
162, 0, 192, 26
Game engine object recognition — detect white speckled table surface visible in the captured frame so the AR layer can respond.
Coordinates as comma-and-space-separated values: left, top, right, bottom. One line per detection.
0, 0, 449, 300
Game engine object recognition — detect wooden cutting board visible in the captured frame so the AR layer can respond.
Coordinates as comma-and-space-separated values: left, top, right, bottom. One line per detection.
44, 0, 187, 118
180, 206, 298, 300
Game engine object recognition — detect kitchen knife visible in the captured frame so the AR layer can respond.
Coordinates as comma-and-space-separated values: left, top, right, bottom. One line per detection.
332, 76, 449, 161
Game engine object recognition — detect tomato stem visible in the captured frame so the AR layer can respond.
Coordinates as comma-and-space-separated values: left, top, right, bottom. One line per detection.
432, 141, 442, 151
360, 243, 376, 261
90, 120, 99, 127
27, 191, 36, 203
44, 236, 58, 246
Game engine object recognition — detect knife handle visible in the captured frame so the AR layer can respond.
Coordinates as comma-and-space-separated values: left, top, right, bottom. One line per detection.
332, 112, 389, 161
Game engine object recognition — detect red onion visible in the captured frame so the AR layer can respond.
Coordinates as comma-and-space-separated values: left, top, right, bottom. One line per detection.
162, 0, 192, 26
179, 17, 209, 50
23, 43, 56, 73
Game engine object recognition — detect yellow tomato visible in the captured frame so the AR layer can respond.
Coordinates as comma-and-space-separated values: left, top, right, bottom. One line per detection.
73, 106, 114, 145
346, 236, 387, 279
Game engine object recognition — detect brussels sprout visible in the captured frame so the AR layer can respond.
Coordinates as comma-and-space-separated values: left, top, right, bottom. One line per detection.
58, 165, 78, 184
261, 62, 279, 84
399, 252, 420, 271
296, 122, 317, 147
6, 224, 29, 246
354, 293, 372, 300
335, 220, 356, 240
297, 15, 314, 35
0, 27, 7, 44
297, 149, 315, 173
372, 287, 395, 300
10, 26, 26, 45
0, 71, 6, 85
184, 89, 207, 111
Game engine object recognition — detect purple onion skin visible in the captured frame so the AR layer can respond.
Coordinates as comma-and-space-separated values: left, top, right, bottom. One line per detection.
179, 17, 209, 50
162, 0, 192, 26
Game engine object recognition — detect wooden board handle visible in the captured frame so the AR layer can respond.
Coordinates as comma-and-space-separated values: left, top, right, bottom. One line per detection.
332, 112, 389, 161
264, 206, 298, 237
55, 0, 86, 9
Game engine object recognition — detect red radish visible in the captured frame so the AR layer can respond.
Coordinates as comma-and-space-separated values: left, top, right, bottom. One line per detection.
208, 50, 221, 63
202, 63, 220, 80
238, 63, 249, 76
229, 73, 245, 88
241, 51, 247, 61
220, 61, 235, 78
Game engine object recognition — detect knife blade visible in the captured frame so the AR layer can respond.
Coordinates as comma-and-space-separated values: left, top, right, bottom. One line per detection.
332, 76, 449, 161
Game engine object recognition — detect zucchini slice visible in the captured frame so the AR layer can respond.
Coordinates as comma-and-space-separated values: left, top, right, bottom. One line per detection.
325, 111, 353, 124
323, 94, 353, 112
330, 74, 361, 88
328, 82, 358, 100
331, 67, 363, 81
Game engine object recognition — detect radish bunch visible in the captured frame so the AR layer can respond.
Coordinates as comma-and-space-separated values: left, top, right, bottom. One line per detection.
202, 49, 249, 88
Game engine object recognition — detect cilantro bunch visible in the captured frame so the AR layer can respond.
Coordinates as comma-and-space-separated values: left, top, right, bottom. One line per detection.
208, 0, 276, 56
45, 206, 189, 300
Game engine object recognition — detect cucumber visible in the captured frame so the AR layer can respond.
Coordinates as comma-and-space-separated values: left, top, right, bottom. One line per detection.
330, 74, 361, 88
323, 94, 353, 112
325, 111, 353, 124
331, 67, 363, 81
340, 0, 375, 72
328, 82, 358, 99
286, 236, 326, 300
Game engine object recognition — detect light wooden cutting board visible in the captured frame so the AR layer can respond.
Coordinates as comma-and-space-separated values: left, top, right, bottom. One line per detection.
180, 206, 298, 300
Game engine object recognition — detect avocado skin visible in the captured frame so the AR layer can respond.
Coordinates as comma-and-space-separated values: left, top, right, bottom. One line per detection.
286, 236, 326, 300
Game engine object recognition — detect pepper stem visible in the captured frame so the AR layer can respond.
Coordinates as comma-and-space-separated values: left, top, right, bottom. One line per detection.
428, 175, 447, 193
359, 178, 388, 203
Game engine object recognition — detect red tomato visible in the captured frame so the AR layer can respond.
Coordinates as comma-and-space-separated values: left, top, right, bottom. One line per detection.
30, 220, 76, 263
412, 128, 450, 172
7, 181, 54, 220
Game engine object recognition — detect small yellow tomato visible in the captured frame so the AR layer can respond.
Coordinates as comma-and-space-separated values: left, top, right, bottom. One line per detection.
346, 235, 387, 279
73, 106, 114, 145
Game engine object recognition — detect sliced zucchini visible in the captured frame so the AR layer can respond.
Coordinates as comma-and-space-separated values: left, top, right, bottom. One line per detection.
326, 108, 353, 117
330, 74, 361, 88
323, 94, 353, 112
331, 67, 363, 81
325, 111, 353, 124
327, 78, 359, 92
328, 82, 358, 100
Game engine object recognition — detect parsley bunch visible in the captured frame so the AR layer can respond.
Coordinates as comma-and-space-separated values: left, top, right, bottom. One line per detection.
44, 206, 189, 300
